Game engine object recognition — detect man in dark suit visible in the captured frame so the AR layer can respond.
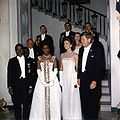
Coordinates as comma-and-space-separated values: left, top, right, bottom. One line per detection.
7, 44, 33, 120
77, 32, 104, 120
26, 38, 39, 60
37, 25, 54, 55
23, 47, 37, 105
83, 22, 99, 42
59, 21, 75, 53
23, 47, 37, 88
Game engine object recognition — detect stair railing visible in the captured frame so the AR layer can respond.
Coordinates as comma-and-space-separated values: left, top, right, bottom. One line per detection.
32, 0, 107, 37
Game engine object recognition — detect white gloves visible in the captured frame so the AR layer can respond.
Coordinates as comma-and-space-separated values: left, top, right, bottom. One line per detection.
59, 71, 63, 86
37, 69, 56, 87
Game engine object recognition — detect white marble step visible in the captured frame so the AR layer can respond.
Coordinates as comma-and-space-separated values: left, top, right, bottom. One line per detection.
100, 95, 110, 102
102, 87, 109, 94
100, 105, 111, 111
101, 80, 109, 86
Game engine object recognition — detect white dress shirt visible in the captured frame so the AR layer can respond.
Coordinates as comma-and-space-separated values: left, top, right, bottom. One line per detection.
17, 55, 25, 78
82, 44, 92, 72
65, 31, 70, 36
29, 48, 35, 59
41, 34, 45, 41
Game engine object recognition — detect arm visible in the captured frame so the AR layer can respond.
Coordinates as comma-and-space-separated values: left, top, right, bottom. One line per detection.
7, 59, 13, 95
59, 54, 63, 86
74, 54, 78, 72
74, 54, 80, 87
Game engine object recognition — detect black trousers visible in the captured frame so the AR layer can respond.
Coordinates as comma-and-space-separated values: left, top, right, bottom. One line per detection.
80, 72, 100, 120
11, 78, 30, 120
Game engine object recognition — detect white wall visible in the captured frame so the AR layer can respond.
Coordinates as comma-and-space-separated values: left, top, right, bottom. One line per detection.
82, 0, 107, 15
0, 0, 18, 104
109, 0, 120, 108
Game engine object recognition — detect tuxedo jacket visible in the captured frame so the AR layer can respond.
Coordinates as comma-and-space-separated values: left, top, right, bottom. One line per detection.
59, 31, 75, 53
36, 34, 54, 55
7, 56, 33, 90
26, 57, 37, 87
78, 43, 104, 85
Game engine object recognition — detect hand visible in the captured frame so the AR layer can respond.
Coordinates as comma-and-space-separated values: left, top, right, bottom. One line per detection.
8, 87, 13, 95
29, 88, 32, 94
90, 81, 96, 89
77, 79, 80, 86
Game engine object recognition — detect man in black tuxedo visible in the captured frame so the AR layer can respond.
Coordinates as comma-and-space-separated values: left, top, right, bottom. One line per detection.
36, 25, 54, 55
23, 47, 37, 88
23, 47, 37, 105
59, 21, 75, 53
7, 44, 33, 120
26, 38, 39, 61
83, 22, 106, 78
77, 32, 104, 120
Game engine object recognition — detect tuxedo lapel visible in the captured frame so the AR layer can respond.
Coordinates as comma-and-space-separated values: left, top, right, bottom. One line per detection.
79, 47, 84, 70
15, 57, 21, 77
85, 45, 94, 68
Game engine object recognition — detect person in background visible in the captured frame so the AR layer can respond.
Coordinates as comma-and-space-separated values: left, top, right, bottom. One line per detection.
37, 25, 54, 55
29, 42, 61, 120
77, 32, 104, 120
59, 36, 82, 120
26, 38, 38, 60
83, 22, 99, 42
33, 35, 42, 57
74, 32, 82, 54
7, 44, 33, 120
59, 21, 75, 54
23, 47, 37, 98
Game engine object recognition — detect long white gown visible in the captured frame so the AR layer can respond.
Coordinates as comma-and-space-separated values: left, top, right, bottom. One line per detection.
61, 52, 82, 120
29, 59, 61, 120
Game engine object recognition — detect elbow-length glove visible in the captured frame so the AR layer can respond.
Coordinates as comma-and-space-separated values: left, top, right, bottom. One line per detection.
59, 71, 63, 86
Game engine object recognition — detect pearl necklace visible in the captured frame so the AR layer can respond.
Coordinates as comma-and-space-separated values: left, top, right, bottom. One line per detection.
43, 54, 51, 58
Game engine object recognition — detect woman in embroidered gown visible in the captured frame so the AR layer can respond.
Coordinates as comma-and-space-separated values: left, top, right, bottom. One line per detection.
59, 36, 82, 120
29, 43, 61, 120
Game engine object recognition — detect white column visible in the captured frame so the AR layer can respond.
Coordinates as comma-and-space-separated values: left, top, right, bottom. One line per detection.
109, 0, 120, 108
0, 0, 18, 105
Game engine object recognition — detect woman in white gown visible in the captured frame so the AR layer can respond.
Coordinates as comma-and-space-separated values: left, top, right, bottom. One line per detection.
60, 36, 82, 120
29, 43, 61, 120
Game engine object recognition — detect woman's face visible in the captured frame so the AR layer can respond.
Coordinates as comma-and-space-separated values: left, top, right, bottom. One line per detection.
64, 40, 71, 50
42, 45, 50, 55
75, 34, 81, 45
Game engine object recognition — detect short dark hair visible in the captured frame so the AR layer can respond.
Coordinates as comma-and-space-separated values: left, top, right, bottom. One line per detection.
64, 22, 72, 30
15, 43, 23, 51
40, 25, 47, 33
81, 32, 94, 42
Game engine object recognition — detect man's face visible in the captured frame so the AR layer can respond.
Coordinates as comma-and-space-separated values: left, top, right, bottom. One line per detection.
23, 48, 29, 57
40, 26, 46, 34
84, 24, 92, 32
16, 45, 24, 57
64, 23, 71, 31
26, 39, 33, 48
81, 35, 91, 47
